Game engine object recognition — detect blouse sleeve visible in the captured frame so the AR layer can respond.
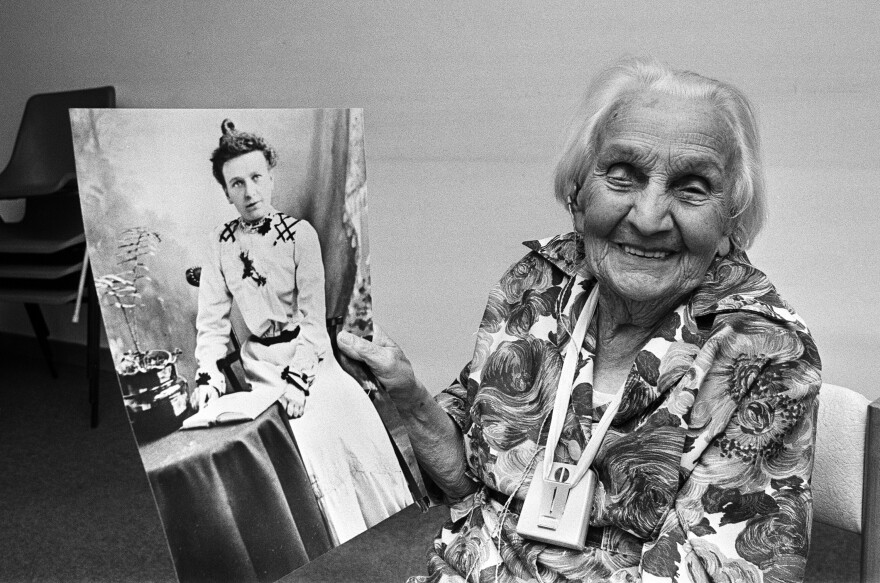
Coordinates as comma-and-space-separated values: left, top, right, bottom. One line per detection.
194, 233, 233, 393
435, 362, 475, 434
421, 363, 481, 507
289, 220, 327, 375
431, 253, 542, 496
640, 312, 822, 583
433, 251, 536, 435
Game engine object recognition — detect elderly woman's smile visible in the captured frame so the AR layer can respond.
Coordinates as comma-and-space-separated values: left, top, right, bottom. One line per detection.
578, 90, 732, 308
617, 244, 673, 259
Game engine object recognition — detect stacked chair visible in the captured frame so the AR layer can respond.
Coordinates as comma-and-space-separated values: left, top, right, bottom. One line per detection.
0, 86, 116, 427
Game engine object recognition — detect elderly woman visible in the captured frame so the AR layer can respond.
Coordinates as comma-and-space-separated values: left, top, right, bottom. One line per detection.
192, 119, 412, 544
339, 57, 820, 583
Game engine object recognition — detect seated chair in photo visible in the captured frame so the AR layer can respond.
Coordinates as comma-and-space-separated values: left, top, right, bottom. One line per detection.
0, 86, 116, 427
812, 383, 880, 583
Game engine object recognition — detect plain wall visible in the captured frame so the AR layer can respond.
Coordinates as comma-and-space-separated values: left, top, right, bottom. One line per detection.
1, 0, 878, 398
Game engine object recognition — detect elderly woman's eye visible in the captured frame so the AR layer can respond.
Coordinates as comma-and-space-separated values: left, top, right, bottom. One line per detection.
605, 164, 635, 188
675, 177, 711, 202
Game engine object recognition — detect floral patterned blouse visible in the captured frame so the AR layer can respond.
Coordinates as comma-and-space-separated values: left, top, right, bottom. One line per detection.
415, 232, 821, 583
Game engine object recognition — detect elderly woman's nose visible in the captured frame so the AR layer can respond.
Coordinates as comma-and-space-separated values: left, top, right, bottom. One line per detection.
628, 188, 674, 234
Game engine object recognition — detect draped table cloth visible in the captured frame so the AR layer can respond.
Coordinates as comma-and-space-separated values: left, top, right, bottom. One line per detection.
140, 403, 332, 583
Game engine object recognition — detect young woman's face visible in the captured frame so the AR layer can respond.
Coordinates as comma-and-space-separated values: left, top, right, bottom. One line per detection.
222, 150, 274, 222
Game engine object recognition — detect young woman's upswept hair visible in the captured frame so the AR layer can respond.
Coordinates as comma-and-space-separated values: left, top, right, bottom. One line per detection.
210, 119, 277, 187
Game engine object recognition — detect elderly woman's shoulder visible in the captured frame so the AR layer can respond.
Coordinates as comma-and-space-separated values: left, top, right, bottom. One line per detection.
515, 232, 583, 276
693, 250, 805, 325
690, 249, 821, 373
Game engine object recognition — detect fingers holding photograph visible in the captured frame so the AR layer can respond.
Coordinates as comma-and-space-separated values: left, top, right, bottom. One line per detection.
70, 108, 417, 582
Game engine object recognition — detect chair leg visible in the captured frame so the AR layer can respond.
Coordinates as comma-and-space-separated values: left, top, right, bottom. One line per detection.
863, 398, 880, 583
87, 269, 101, 428
217, 354, 245, 394
24, 303, 58, 378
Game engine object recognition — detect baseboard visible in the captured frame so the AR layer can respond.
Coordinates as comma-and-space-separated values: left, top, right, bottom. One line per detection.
0, 331, 115, 373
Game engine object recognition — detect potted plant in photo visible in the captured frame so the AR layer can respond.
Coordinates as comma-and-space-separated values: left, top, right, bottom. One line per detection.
95, 227, 190, 442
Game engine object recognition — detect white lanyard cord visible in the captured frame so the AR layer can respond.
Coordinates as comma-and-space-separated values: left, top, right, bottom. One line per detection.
542, 285, 624, 486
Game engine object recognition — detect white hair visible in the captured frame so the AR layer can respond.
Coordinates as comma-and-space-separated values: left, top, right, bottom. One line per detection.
554, 56, 766, 249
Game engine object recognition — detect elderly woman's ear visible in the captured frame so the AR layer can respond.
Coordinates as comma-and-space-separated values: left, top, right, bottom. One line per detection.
716, 236, 731, 257
567, 190, 585, 234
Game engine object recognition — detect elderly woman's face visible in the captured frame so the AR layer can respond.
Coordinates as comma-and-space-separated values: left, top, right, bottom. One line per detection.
578, 91, 732, 306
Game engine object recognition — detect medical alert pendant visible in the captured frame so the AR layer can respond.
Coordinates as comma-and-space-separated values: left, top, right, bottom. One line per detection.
517, 462, 596, 550
517, 286, 610, 551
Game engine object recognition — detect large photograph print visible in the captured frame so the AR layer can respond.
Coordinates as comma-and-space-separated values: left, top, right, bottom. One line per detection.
70, 109, 418, 583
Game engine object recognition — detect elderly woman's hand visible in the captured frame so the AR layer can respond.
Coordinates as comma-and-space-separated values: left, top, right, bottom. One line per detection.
337, 327, 477, 499
336, 327, 421, 411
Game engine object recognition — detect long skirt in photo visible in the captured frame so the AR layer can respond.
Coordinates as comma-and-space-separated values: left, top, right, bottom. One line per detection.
242, 339, 414, 545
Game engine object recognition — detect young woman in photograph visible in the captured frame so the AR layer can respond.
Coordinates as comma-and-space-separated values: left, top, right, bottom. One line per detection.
192, 119, 412, 545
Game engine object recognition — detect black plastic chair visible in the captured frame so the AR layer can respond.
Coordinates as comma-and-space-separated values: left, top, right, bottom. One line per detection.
0, 86, 116, 427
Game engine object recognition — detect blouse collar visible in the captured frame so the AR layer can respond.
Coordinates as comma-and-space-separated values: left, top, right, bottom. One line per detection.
522, 232, 806, 328
237, 210, 277, 235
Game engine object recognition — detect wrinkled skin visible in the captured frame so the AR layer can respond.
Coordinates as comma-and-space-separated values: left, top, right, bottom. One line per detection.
574, 90, 734, 326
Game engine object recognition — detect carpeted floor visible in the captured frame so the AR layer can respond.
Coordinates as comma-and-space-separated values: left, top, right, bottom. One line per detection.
0, 345, 177, 581
0, 335, 864, 582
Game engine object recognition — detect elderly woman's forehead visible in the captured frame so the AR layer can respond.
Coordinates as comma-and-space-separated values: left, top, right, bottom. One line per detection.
598, 90, 734, 150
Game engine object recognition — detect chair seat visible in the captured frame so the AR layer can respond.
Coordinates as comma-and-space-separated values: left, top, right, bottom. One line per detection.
0, 172, 78, 199
0, 272, 83, 305
0, 244, 86, 279
0, 218, 85, 253
0, 261, 84, 280
0, 287, 80, 304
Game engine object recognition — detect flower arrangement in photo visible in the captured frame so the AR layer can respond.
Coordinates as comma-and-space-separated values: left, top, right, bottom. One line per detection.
95, 226, 191, 440
94, 227, 167, 375
95, 227, 186, 382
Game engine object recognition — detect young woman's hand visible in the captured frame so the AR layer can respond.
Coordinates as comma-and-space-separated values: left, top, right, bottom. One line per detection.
190, 370, 226, 411
280, 385, 307, 418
